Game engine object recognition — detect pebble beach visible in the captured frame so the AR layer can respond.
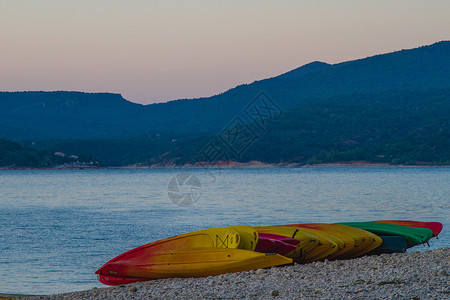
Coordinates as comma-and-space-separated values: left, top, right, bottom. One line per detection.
9, 247, 449, 300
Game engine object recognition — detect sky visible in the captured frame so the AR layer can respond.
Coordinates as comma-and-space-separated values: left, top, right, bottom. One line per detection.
1, 0, 449, 104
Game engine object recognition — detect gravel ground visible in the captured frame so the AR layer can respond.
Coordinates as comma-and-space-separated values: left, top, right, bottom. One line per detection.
13, 248, 450, 300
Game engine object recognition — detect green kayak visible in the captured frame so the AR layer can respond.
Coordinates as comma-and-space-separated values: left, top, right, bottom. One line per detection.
336, 222, 433, 248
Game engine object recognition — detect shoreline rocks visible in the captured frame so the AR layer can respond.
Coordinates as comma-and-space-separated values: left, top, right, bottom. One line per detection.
14, 248, 450, 299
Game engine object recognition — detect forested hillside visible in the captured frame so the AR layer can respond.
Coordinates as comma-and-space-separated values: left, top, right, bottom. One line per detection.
1, 41, 449, 166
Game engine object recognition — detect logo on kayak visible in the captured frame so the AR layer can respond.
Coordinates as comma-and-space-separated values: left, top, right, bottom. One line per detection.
167, 173, 202, 207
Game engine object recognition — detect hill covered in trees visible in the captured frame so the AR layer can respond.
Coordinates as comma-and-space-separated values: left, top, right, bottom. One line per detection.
0, 139, 102, 168
0, 139, 52, 167
1, 41, 449, 166
28, 88, 450, 166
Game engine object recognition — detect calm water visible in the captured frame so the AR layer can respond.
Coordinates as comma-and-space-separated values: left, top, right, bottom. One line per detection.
0, 167, 449, 295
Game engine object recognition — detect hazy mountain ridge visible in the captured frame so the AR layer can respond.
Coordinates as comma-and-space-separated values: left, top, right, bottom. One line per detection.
1, 41, 449, 166
2, 41, 450, 141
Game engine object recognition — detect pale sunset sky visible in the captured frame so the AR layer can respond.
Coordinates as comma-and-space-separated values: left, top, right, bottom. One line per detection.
1, 0, 449, 104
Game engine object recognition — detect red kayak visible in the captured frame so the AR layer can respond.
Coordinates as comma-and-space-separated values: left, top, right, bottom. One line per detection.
258, 233, 301, 246
255, 233, 299, 256
370, 220, 443, 237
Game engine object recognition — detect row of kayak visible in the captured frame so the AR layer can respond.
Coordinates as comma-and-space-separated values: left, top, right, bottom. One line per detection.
96, 220, 442, 286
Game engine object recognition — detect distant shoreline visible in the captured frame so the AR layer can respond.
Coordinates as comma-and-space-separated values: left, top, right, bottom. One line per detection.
1, 161, 449, 171
118, 161, 450, 169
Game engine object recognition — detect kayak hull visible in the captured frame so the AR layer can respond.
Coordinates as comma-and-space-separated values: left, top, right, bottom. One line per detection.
255, 233, 299, 256
284, 223, 384, 259
96, 248, 292, 285
254, 226, 322, 262
371, 220, 443, 237
369, 236, 408, 255
337, 222, 433, 247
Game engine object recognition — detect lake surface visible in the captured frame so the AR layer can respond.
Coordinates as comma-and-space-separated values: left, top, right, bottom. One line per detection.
0, 167, 449, 295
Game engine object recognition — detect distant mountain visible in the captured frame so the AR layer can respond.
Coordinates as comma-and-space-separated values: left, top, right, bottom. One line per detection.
1, 41, 450, 141
0, 92, 145, 140
1, 41, 449, 165
28, 86, 449, 166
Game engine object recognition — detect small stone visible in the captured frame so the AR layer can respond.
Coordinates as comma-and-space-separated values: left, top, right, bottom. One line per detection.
270, 290, 279, 296
256, 268, 267, 274
129, 286, 137, 292
438, 270, 448, 276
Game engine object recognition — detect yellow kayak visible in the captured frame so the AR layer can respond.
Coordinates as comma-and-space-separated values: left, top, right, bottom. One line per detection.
284, 224, 358, 260
337, 226, 383, 258
98, 248, 292, 284
283, 223, 382, 259
97, 225, 255, 274
97, 225, 267, 285
285, 227, 342, 262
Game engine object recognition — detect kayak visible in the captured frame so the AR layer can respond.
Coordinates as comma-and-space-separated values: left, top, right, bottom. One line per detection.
295, 227, 343, 262
284, 223, 382, 259
255, 233, 299, 256
297, 224, 383, 259
337, 222, 433, 247
282, 224, 357, 260
96, 225, 260, 285
370, 220, 443, 237
368, 236, 408, 255
335, 226, 382, 258
258, 233, 302, 247
257, 226, 344, 263
101, 225, 258, 264
254, 226, 321, 262
95, 220, 441, 286
97, 248, 292, 285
